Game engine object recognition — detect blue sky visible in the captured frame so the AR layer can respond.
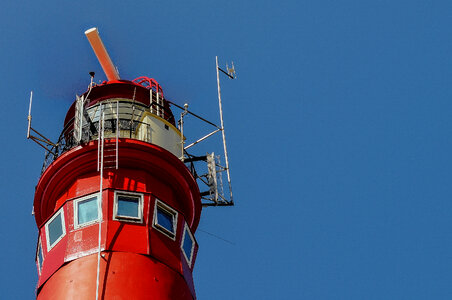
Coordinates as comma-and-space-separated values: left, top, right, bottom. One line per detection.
1, 0, 452, 299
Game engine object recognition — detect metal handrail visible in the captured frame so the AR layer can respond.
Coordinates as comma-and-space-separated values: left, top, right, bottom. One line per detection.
41, 115, 159, 174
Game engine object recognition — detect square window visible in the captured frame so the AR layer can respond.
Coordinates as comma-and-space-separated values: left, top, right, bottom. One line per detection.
181, 223, 195, 267
45, 208, 66, 250
74, 195, 99, 228
117, 196, 139, 218
157, 208, 174, 233
153, 200, 178, 239
113, 192, 143, 223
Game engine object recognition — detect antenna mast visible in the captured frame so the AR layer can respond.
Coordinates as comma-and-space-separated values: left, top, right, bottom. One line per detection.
216, 56, 234, 204
175, 56, 236, 206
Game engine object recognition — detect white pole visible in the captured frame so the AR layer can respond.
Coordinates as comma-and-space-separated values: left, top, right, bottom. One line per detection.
95, 110, 105, 300
116, 100, 119, 169
180, 113, 184, 161
97, 104, 102, 172
156, 92, 160, 117
180, 105, 187, 161
79, 95, 84, 143
216, 56, 233, 203
27, 91, 33, 139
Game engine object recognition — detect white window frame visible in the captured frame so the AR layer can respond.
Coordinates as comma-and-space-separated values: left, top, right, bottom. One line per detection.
36, 237, 44, 275
152, 199, 178, 240
74, 193, 100, 229
113, 191, 144, 223
45, 207, 66, 250
181, 222, 195, 267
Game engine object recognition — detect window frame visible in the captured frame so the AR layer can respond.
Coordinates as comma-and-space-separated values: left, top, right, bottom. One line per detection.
36, 237, 44, 275
113, 191, 144, 223
152, 199, 178, 240
181, 222, 195, 267
73, 193, 100, 229
45, 207, 66, 250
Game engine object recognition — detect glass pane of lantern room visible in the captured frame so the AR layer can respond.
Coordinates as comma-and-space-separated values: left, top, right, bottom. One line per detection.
48, 214, 63, 245
157, 208, 174, 233
78, 197, 98, 225
117, 196, 139, 218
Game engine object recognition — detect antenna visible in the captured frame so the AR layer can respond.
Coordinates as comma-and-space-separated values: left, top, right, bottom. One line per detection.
226, 62, 236, 79
179, 103, 189, 161
217, 58, 236, 79
26, 91, 58, 156
206, 153, 218, 202
215, 56, 234, 204
174, 56, 236, 206
27, 91, 33, 139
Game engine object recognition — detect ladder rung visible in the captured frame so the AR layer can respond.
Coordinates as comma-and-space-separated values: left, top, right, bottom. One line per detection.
98, 114, 119, 172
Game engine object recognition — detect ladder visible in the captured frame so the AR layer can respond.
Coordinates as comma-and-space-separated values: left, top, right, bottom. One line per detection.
97, 102, 119, 171
95, 101, 119, 299
151, 90, 163, 118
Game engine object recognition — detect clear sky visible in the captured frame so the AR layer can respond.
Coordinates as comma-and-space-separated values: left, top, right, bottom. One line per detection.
1, 0, 452, 299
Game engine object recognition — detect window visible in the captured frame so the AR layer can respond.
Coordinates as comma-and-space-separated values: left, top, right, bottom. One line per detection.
45, 208, 66, 250
153, 199, 178, 239
113, 191, 143, 222
181, 223, 195, 267
36, 238, 44, 274
74, 194, 99, 228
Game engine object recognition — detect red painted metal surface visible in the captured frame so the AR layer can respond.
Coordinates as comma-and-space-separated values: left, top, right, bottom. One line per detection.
37, 252, 195, 300
132, 76, 164, 96
34, 139, 201, 228
35, 139, 201, 299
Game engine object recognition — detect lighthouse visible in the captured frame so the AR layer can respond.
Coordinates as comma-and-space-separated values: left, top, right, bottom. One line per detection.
29, 28, 233, 299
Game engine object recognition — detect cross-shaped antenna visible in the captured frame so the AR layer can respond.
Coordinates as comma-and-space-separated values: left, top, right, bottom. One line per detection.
217, 59, 236, 80
226, 62, 236, 79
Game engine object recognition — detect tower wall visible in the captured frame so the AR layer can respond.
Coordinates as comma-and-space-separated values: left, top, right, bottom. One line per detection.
37, 252, 194, 300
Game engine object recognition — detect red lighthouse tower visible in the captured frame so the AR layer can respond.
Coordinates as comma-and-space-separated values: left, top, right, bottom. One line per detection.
29, 28, 234, 299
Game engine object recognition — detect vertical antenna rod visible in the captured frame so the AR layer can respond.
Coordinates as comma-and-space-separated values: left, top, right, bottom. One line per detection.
27, 91, 33, 139
216, 56, 233, 203
85, 27, 120, 81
